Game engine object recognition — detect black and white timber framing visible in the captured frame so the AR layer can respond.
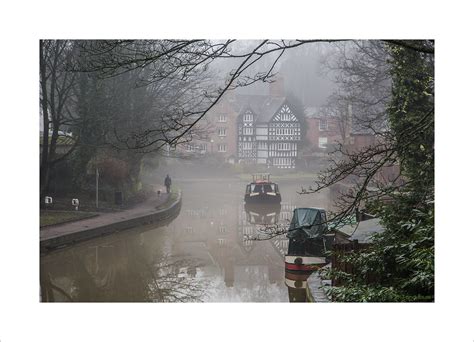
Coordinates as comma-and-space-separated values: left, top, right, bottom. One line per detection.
237, 98, 301, 168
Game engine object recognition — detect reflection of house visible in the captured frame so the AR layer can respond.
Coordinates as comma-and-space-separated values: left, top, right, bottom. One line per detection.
239, 201, 295, 260
169, 197, 289, 290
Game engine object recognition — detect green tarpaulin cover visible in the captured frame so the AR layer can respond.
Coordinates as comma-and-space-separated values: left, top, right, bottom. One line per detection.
286, 208, 328, 240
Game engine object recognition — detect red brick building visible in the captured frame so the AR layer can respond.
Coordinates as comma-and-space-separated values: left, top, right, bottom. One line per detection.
305, 111, 342, 152
179, 91, 240, 162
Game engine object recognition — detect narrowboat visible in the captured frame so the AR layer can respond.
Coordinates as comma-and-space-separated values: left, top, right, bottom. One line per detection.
244, 174, 281, 204
285, 207, 331, 274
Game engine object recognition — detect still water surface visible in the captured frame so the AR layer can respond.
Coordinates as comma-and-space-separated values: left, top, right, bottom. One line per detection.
40, 178, 331, 302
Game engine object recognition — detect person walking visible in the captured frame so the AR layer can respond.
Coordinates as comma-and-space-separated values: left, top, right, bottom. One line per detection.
164, 174, 172, 194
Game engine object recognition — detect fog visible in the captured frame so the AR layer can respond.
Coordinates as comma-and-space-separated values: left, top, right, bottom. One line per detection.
40, 39, 434, 303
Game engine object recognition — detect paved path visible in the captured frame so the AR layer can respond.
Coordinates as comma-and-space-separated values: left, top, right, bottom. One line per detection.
40, 193, 171, 242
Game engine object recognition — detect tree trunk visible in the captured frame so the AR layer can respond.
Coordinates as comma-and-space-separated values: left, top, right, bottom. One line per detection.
40, 40, 50, 202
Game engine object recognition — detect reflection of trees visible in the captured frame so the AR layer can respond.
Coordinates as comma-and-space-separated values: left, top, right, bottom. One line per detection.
41, 228, 208, 302
145, 255, 207, 302
288, 287, 308, 302
40, 269, 73, 302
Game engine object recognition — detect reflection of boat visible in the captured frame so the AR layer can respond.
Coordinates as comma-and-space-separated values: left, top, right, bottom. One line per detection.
285, 270, 310, 287
244, 202, 281, 225
285, 208, 331, 274
244, 174, 281, 204
285, 271, 310, 302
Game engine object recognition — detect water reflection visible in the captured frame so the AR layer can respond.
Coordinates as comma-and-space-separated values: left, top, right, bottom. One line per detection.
244, 203, 281, 225
41, 226, 208, 302
41, 179, 331, 302
285, 272, 311, 302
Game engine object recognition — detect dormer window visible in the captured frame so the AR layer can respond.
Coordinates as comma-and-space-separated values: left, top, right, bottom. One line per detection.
244, 114, 253, 122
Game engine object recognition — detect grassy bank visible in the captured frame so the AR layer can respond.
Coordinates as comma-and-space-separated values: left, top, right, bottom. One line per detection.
40, 210, 98, 227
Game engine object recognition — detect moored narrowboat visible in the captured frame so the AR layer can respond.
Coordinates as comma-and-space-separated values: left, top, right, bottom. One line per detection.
244, 174, 281, 204
284, 207, 331, 274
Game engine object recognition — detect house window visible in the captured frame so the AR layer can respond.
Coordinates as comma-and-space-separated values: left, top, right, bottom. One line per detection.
319, 119, 328, 131
217, 144, 227, 152
218, 115, 227, 123
244, 114, 253, 122
243, 127, 253, 135
319, 137, 328, 149
218, 128, 227, 137
277, 128, 294, 136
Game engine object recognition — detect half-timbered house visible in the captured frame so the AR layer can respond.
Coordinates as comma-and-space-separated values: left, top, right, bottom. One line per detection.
237, 96, 301, 168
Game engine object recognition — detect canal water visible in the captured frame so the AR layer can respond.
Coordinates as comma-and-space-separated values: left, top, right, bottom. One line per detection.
40, 178, 332, 302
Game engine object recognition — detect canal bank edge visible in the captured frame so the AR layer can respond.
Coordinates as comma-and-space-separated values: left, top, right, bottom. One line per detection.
40, 191, 182, 253
306, 272, 330, 302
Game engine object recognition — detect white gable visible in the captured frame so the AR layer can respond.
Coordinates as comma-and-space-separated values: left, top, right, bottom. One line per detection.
272, 104, 298, 122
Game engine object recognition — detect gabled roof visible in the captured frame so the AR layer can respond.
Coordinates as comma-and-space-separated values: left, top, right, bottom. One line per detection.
234, 95, 289, 123
256, 97, 287, 123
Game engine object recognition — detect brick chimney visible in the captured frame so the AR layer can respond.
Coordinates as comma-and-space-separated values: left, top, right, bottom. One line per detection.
269, 76, 285, 97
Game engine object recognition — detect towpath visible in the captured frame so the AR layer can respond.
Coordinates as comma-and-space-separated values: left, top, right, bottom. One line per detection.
40, 193, 171, 243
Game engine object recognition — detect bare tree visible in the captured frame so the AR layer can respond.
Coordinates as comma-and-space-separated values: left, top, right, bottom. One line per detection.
241, 40, 434, 240
41, 39, 433, 216
40, 40, 79, 200
74, 40, 356, 153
